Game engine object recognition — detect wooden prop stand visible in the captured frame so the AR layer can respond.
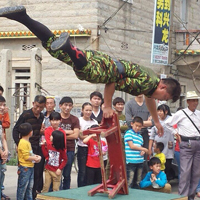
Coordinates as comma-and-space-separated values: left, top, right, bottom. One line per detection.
83, 113, 128, 199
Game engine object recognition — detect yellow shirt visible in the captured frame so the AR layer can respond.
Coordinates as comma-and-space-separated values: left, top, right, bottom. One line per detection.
154, 152, 166, 171
18, 138, 34, 168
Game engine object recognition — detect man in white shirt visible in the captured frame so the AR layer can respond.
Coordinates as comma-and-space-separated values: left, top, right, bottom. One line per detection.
165, 91, 200, 200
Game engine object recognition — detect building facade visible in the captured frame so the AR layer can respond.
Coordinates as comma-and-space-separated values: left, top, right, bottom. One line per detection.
0, 0, 200, 150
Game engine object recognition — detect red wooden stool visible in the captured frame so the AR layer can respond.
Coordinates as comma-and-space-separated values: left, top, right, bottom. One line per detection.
83, 113, 128, 199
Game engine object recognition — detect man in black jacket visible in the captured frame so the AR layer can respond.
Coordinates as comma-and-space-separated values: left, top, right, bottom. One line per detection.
13, 95, 46, 199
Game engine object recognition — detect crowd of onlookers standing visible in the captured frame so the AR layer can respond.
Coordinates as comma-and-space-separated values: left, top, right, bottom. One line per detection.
0, 87, 200, 200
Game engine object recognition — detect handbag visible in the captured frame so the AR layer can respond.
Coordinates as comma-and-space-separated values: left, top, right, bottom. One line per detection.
182, 110, 200, 134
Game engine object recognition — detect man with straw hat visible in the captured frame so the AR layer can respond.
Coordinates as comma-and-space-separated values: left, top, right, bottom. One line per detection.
165, 91, 200, 200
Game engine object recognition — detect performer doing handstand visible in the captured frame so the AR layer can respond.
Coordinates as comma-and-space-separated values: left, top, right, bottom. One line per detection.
0, 6, 181, 134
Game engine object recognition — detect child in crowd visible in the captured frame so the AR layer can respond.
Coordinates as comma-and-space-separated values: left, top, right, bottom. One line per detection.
140, 157, 171, 193
154, 142, 166, 171
17, 123, 41, 200
83, 128, 107, 185
149, 104, 174, 181
0, 96, 10, 138
124, 116, 148, 189
41, 130, 67, 192
0, 96, 10, 200
44, 112, 66, 146
112, 97, 128, 135
77, 102, 98, 187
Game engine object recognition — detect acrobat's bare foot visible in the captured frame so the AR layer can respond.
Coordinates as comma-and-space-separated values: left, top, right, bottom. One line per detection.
0, 6, 26, 19
51, 32, 70, 51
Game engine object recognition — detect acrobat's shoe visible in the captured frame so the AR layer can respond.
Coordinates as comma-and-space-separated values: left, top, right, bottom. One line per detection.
0, 6, 26, 18
51, 32, 70, 51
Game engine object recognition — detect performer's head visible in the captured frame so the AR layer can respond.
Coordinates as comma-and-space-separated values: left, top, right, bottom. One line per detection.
152, 78, 181, 103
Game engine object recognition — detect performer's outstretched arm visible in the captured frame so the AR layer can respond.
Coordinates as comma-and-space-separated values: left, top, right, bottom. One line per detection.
103, 82, 115, 118
145, 96, 164, 135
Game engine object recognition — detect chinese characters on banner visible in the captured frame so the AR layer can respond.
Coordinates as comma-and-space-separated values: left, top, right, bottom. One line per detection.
151, 0, 171, 65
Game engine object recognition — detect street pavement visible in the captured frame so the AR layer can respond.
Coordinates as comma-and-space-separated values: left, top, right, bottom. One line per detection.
3, 165, 199, 200
4, 165, 78, 200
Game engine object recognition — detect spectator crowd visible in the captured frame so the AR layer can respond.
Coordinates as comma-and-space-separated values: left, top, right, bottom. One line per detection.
0, 87, 200, 200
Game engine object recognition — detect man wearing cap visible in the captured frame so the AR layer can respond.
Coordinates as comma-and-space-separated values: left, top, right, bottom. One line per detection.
165, 91, 200, 200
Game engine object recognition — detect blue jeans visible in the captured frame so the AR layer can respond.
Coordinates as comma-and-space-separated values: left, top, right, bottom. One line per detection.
17, 165, 34, 200
1, 163, 6, 189
126, 163, 143, 188
197, 180, 200, 193
77, 146, 88, 187
62, 151, 75, 190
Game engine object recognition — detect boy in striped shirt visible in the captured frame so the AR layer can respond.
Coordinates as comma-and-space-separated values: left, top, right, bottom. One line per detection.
124, 116, 149, 189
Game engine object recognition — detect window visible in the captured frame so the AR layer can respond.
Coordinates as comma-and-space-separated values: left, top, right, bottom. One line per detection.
180, 0, 188, 28
122, 0, 133, 4
22, 44, 36, 51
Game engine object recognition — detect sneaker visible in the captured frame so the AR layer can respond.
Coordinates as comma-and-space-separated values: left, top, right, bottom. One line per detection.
197, 192, 200, 198
0, 6, 26, 18
1, 192, 10, 200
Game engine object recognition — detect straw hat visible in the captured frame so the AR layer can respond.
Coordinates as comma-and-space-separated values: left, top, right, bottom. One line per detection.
184, 91, 200, 100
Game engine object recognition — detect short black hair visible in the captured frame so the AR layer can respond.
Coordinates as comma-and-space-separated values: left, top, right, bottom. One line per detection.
0, 86, 4, 93
52, 130, 66, 150
34, 95, 46, 104
19, 123, 32, 137
112, 97, 125, 106
161, 77, 181, 103
90, 91, 103, 100
157, 104, 172, 116
156, 142, 164, 152
49, 112, 61, 121
149, 157, 161, 167
132, 116, 143, 125
0, 96, 6, 103
59, 96, 73, 105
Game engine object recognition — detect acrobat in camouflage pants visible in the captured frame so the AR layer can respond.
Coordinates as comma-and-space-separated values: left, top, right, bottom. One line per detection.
43, 35, 159, 97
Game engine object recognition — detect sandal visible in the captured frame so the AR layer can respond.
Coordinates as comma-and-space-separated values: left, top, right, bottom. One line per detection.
1, 193, 10, 200
197, 192, 200, 198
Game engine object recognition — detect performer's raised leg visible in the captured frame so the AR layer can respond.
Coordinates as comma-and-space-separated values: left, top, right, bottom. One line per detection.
0, 6, 88, 69
0, 6, 53, 42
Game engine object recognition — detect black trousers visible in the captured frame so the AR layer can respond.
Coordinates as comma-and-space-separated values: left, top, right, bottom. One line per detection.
32, 145, 45, 199
86, 166, 102, 185
140, 128, 149, 177
165, 158, 173, 181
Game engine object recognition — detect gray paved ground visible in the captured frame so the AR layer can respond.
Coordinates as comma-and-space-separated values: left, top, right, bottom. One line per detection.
4, 165, 78, 200
3, 165, 199, 200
